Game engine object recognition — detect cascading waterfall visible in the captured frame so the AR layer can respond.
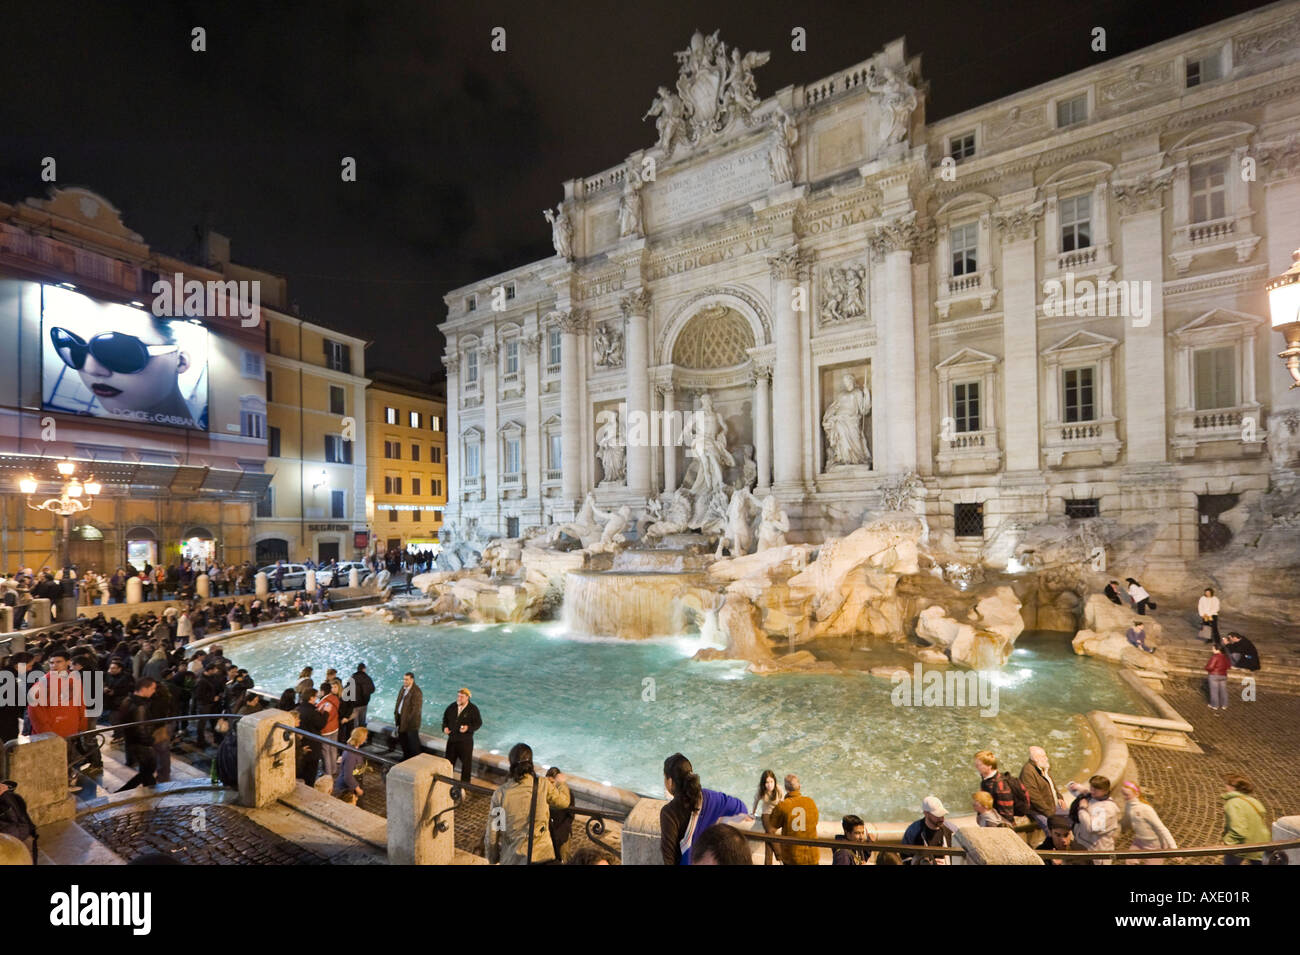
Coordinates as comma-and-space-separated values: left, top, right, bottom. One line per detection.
562, 569, 707, 639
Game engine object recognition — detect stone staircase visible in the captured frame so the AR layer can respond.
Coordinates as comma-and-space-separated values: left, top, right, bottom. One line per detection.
1159, 644, 1300, 693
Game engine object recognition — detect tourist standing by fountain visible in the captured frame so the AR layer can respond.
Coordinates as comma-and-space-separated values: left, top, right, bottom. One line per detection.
769, 774, 820, 865
441, 687, 482, 783
1120, 781, 1176, 865
393, 672, 424, 759
348, 663, 374, 728
660, 753, 751, 866
751, 769, 783, 865
484, 743, 571, 865
1198, 587, 1222, 644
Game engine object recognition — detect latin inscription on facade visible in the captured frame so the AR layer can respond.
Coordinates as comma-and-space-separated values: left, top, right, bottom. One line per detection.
646, 143, 771, 229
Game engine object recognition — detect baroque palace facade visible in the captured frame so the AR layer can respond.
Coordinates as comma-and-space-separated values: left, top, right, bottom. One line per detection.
440, 2, 1300, 565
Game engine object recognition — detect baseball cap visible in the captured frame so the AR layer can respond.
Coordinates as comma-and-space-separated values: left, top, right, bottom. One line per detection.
921, 796, 946, 816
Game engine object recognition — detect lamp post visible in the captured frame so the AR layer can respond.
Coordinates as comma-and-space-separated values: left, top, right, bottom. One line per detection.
18, 460, 101, 622
1267, 248, 1300, 389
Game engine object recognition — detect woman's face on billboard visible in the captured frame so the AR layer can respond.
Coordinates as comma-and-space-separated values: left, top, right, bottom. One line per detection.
72, 322, 190, 414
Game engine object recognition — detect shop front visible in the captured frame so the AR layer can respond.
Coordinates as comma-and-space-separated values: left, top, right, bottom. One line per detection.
180, 526, 216, 570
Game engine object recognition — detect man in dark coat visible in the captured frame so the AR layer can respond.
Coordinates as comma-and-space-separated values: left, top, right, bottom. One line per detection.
1224, 632, 1261, 671
393, 672, 423, 760
193, 663, 224, 747
348, 663, 375, 728
116, 679, 158, 791
441, 687, 483, 783
294, 688, 328, 783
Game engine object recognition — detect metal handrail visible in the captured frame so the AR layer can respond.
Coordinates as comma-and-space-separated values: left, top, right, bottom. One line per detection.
727, 825, 1300, 864
270, 722, 398, 770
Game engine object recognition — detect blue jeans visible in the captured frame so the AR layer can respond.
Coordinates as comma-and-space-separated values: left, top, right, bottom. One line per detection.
1209, 674, 1228, 708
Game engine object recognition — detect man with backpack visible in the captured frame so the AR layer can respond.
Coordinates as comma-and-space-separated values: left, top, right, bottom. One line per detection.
1067, 775, 1121, 864
975, 750, 1031, 826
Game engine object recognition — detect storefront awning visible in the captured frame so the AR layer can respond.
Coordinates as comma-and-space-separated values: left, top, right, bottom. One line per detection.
0, 453, 272, 501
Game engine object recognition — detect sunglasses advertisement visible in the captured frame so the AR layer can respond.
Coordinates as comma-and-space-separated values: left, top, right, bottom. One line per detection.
41, 284, 210, 431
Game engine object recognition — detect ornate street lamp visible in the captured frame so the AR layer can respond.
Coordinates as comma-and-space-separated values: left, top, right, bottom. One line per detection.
17, 459, 101, 620
1267, 248, 1300, 388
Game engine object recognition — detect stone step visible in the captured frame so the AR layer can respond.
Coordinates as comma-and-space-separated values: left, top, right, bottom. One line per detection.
37, 819, 125, 865
1161, 647, 1300, 676
1164, 665, 1300, 691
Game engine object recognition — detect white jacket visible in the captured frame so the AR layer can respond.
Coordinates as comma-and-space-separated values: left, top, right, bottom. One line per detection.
1124, 801, 1177, 849
1128, 583, 1150, 603
1198, 595, 1220, 618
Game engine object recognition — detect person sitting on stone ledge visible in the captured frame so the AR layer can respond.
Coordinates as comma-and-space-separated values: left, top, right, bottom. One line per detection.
1103, 580, 1125, 605
1125, 621, 1155, 654
832, 814, 874, 865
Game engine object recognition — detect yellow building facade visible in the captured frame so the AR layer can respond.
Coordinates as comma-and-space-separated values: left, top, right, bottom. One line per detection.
365, 373, 447, 554
257, 308, 370, 564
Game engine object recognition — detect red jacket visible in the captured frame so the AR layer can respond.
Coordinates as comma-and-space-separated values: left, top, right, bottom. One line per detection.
316, 692, 340, 735
1206, 652, 1231, 677
28, 671, 88, 738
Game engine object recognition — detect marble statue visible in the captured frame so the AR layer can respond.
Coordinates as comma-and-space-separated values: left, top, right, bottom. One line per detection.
596, 411, 626, 483
618, 166, 644, 238
593, 322, 624, 368
543, 205, 573, 259
646, 31, 771, 153
738, 444, 757, 491
866, 62, 917, 147
588, 503, 632, 554
756, 495, 790, 552
822, 371, 872, 468
693, 487, 730, 537
644, 85, 687, 154
636, 497, 663, 539
644, 490, 693, 539
767, 107, 797, 184
551, 493, 602, 548
681, 393, 734, 499
1268, 411, 1300, 469
716, 486, 758, 558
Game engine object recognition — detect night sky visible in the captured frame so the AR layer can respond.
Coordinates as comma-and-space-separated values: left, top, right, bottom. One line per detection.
0, 0, 1271, 384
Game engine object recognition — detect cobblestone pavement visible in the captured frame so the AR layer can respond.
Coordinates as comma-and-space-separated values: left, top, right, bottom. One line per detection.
1124, 677, 1300, 865
80, 805, 330, 865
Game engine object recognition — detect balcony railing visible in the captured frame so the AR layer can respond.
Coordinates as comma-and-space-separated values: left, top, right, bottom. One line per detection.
544, 468, 563, 482
1186, 216, 1235, 245
1057, 245, 1098, 271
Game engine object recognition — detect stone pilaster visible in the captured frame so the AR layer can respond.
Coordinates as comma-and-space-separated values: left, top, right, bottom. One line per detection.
522, 332, 542, 508
441, 350, 461, 525
1260, 136, 1300, 411
1114, 168, 1173, 463
994, 200, 1045, 472
481, 338, 500, 525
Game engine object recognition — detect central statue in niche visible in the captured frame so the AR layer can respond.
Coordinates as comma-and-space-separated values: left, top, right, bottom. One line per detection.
681, 393, 734, 498
823, 371, 872, 468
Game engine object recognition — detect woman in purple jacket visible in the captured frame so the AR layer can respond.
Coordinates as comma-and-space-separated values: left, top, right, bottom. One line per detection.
659, 752, 752, 865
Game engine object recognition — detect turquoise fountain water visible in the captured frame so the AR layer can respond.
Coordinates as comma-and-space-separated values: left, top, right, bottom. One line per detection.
221, 614, 1146, 820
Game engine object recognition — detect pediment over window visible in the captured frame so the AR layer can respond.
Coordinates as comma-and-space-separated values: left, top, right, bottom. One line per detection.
1043, 329, 1119, 355
541, 414, 562, 429
461, 425, 483, 440
1043, 160, 1113, 189
936, 346, 999, 369
1173, 308, 1264, 339
934, 191, 996, 219
498, 419, 524, 436
1167, 121, 1255, 157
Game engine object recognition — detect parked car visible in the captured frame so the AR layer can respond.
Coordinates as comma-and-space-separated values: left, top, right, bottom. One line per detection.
324, 561, 369, 586
256, 563, 309, 590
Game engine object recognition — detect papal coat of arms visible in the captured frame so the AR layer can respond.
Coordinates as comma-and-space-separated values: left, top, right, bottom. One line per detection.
643, 30, 770, 155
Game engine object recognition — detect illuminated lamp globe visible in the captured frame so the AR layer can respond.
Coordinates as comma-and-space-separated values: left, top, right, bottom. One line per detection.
1267, 248, 1300, 388
18, 476, 38, 495
84, 480, 102, 496
56, 460, 76, 477
67, 482, 83, 498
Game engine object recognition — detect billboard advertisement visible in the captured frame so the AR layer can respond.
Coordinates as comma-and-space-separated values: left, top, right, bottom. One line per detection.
41, 284, 209, 430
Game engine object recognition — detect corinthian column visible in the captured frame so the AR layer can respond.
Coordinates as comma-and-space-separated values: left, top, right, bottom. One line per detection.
768, 248, 809, 488
871, 215, 931, 473
441, 351, 461, 524
659, 384, 678, 493
752, 363, 772, 492
555, 309, 588, 502
622, 289, 653, 496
